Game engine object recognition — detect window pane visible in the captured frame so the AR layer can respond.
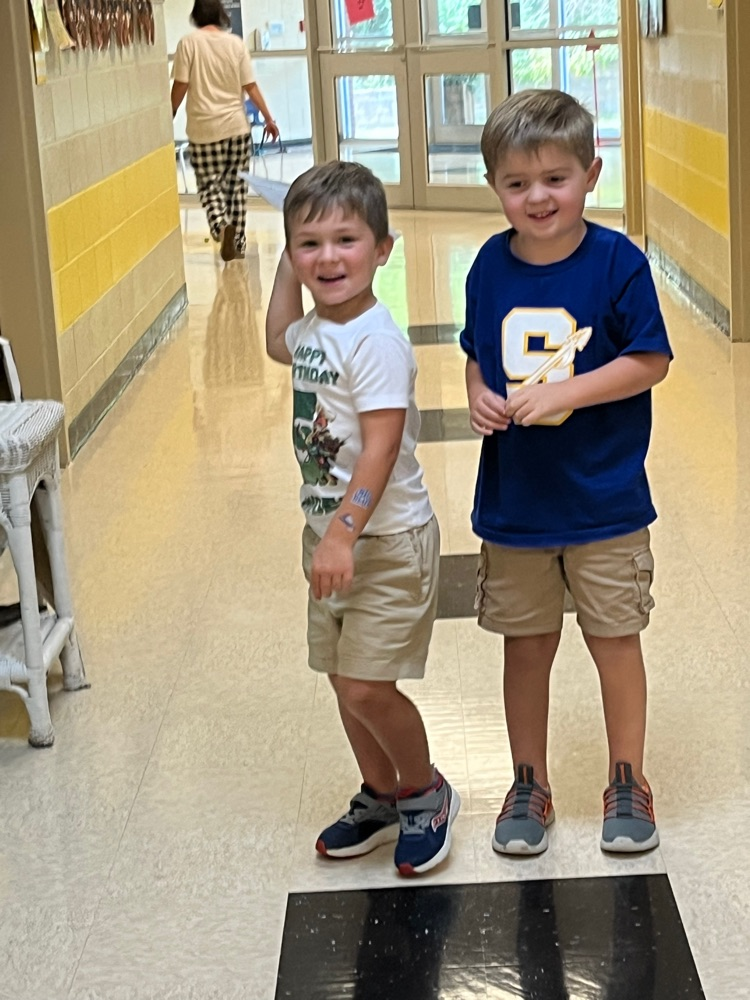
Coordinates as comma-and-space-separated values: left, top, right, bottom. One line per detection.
336, 76, 400, 184
561, 0, 619, 27
509, 44, 623, 209
422, 0, 487, 38
509, 48, 554, 91
508, 0, 554, 33
246, 0, 307, 50
425, 73, 489, 185
332, 0, 393, 49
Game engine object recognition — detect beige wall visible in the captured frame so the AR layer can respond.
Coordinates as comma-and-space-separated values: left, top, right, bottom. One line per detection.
0, 3, 62, 408
33, 0, 186, 429
640, 5, 729, 308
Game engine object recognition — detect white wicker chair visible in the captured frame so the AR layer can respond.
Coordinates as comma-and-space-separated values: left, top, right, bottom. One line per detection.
0, 340, 88, 747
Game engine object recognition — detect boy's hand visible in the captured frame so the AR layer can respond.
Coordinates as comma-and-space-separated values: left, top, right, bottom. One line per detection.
505, 382, 572, 426
311, 535, 355, 600
469, 388, 511, 436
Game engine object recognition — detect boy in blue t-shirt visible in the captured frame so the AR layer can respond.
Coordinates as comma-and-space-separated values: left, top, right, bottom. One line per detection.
461, 89, 672, 856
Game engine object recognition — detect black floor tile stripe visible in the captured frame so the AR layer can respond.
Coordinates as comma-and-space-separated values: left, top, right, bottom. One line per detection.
437, 553, 479, 619
275, 876, 704, 1000
419, 408, 478, 443
408, 323, 463, 345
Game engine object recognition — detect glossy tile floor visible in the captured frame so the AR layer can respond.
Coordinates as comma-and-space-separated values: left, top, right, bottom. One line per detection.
1, 204, 749, 999
277, 877, 704, 999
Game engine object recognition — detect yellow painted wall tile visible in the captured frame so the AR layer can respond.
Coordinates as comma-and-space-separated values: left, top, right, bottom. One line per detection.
58, 264, 82, 332
77, 247, 100, 314
108, 171, 128, 229
81, 185, 104, 249
46, 143, 182, 333
47, 207, 68, 272
63, 198, 87, 263
95, 240, 114, 292
52, 274, 62, 333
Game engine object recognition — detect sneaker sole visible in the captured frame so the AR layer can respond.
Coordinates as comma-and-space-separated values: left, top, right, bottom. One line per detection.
397, 788, 461, 877
600, 829, 660, 854
316, 822, 399, 859
220, 224, 237, 261
491, 808, 555, 856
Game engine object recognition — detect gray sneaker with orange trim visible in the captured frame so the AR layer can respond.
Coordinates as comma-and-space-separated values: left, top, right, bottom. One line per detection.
492, 763, 554, 856
601, 761, 659, 853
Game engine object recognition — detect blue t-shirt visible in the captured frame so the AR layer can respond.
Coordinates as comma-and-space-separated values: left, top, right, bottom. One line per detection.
460, 223, 672, 548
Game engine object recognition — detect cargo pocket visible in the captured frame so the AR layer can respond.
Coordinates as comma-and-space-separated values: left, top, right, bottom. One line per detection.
633, 549, 655, 614
474, 547, 488, 613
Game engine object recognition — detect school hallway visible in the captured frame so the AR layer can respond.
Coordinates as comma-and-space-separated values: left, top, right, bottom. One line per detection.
0, 204, 748, 1000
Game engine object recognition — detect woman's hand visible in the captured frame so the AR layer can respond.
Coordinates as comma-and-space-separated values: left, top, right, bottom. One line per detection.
263, 120, 280, 142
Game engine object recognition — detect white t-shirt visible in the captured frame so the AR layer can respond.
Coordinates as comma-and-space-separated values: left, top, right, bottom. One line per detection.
284, 303, 433, 538
173, 30, 254, 144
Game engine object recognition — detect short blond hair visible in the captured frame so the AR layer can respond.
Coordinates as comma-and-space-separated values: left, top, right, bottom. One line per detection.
481, 89, 595, 176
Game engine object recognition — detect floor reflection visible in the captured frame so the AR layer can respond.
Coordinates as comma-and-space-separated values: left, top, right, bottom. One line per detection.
276, 876, 703, 999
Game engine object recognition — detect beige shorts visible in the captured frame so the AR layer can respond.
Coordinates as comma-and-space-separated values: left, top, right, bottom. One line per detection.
302, 516, 440, 681
476, 527, 655, 639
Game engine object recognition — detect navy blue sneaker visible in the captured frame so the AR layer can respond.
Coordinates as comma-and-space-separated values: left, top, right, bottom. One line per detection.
316, 786, 399, 859
394, 772, 460, 876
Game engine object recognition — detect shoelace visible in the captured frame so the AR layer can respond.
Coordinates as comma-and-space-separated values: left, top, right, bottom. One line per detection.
398, 810, 432, 836
498, 782, 549, 824
603, 783, 654, 822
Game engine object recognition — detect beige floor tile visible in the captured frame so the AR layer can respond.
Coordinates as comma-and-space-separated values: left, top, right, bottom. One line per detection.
68, 890, 287, 999
1, 903, 98, 1000
3, 209, 750, 999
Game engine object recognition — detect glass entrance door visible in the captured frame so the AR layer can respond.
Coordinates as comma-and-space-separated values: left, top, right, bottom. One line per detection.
315, 0, 414, 206
312, 0, 624, 213
315, 0, 501, 209
505, 0, 623, 211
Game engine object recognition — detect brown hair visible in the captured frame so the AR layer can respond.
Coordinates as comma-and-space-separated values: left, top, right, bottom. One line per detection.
481, 89, 595, 176
283, 161, 389, 245
190, 0, 230, 29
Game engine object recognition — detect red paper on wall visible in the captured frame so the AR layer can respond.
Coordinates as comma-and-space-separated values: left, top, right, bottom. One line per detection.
344, 0, 376, 26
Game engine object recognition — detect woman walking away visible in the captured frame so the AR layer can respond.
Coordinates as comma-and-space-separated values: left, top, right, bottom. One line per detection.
171, 0, 279, 261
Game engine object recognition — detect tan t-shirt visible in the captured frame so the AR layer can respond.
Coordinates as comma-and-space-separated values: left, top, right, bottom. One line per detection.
173, 29, 254, 144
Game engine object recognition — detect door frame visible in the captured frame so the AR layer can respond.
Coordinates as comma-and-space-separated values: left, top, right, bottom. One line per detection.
308, 0, 628, 216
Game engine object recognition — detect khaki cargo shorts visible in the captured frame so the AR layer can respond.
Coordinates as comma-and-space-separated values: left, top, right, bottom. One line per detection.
302, 516, 440, 681
476, 527, 655, 638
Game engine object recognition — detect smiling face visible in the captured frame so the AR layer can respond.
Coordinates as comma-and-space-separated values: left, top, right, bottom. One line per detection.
487, 143, 602, 264
286, 205, 394, 324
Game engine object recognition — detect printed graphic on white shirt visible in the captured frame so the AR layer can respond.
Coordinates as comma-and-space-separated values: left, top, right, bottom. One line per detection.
293, 390, 346, 517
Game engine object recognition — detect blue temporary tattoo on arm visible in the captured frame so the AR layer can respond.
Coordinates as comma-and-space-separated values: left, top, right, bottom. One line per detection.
351, 488, 372, 509
339, 514, 355, 531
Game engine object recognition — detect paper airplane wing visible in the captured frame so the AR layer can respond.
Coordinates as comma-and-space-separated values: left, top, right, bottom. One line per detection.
241, 171, 401, 242
240, 173, 290, 211
522, 326, 593, 386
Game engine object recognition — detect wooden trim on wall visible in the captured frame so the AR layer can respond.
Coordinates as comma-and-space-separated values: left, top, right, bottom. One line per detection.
0, 0, 67, 458
620, 0, 645, 238
726, 3, 749, 342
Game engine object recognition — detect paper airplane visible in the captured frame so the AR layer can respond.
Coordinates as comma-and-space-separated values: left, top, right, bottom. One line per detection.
241, 172, 289, 211
522, 326, 593, 386
241, 171, 401, 241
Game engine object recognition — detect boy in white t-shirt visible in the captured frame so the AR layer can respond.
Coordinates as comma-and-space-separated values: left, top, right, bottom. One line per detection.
266, 161, 459, 876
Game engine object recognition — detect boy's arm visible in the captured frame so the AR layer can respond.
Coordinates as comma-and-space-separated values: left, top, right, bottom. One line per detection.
505, 352, 670, 427
309, 408, 405, 600
265, 251, 302, 365
466, 359, 511, 435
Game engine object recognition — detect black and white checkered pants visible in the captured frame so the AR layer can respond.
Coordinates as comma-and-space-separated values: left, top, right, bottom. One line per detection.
189, 134, 251, 253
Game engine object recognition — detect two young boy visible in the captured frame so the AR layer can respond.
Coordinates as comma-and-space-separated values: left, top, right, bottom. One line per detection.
265, 88, 671, 875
